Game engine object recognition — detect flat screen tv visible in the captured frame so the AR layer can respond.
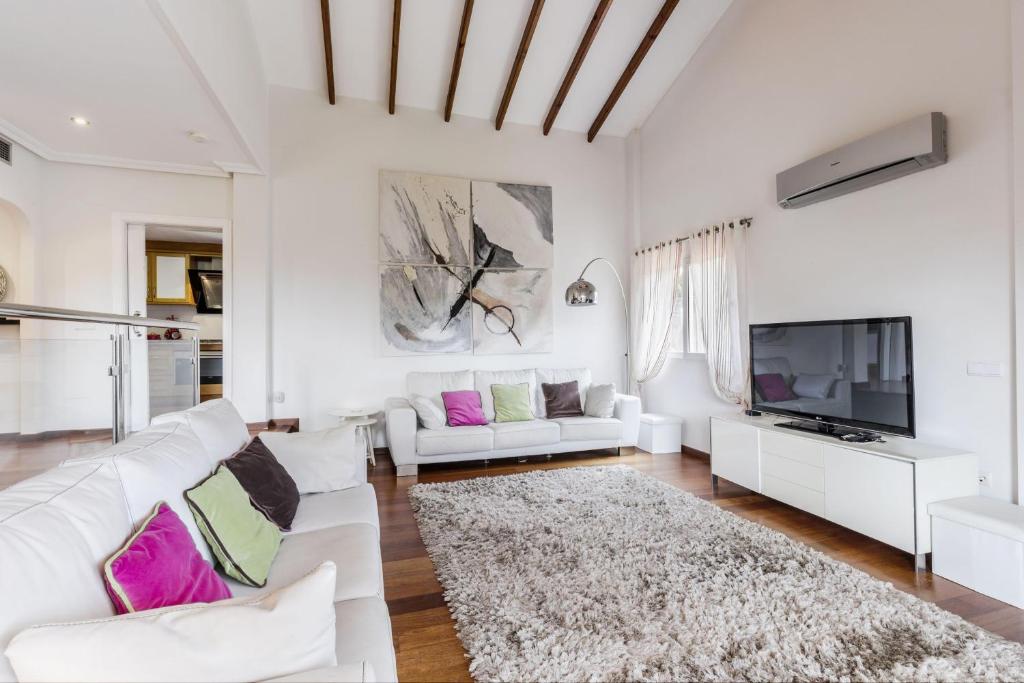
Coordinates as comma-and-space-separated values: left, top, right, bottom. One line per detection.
750, 317, 915, 438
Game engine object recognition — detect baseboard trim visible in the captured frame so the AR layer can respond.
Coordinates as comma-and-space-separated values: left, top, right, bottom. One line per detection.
681, 445, 710, 459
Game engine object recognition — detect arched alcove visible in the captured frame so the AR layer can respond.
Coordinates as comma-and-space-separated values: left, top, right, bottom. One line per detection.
0, 196, 27, 435
0, 197, 28, 304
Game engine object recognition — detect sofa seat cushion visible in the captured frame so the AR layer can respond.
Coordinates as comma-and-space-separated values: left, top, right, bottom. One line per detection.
333, 597, 397, 683
226, 523, 382, 603
416, 425, 493, 456
551, 416, 622, 442
288, 484, 379, 536
488, 419, 560, 450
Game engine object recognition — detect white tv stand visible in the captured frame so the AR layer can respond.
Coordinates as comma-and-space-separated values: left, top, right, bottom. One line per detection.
710, 414, 978, 569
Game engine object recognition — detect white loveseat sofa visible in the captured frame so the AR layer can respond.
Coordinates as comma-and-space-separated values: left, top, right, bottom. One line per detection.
385, 368, 641, 476
0, 399, 396, 683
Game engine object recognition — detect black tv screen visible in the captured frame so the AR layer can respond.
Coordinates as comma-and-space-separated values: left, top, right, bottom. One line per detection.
750, 317, 915, 438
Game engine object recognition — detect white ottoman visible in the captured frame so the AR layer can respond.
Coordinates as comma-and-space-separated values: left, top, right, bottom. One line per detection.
929, 496, 1024, 608
638, 413, 683, 454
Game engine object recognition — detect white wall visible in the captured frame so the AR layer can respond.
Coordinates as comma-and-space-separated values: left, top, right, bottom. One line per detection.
268, 88, 629, 431
634, 0, 1016, 500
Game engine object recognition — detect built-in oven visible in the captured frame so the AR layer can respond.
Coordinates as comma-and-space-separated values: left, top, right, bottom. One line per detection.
199, 341, 223, 401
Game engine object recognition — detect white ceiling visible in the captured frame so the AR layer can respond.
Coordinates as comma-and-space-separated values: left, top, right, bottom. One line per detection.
248, 0, 733, 137
146, 225, 223, 244
0, 0, 252, 176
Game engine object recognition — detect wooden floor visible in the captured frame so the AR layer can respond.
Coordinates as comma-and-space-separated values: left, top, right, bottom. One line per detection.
369, 447, 1024, 683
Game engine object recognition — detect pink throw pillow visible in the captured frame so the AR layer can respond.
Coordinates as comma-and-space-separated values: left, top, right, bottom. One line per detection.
754, 373, 797, 402
103, 502, 231, 614
442, 390, 488, 427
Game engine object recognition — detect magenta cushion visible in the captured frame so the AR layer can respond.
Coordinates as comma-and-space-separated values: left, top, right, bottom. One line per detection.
103, 502, 231, 614
441, 390, 488, 427
754, 373, 797, 402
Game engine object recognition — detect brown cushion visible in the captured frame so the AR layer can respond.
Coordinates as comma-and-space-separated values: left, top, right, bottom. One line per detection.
222, 437, 300, 531
542, 381, 584, 419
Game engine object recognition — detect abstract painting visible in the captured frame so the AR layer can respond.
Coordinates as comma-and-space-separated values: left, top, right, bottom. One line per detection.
380, 171, 471, 265
472, 269, 553, 355
380, 265, 472, 355
471, 181, 553, 269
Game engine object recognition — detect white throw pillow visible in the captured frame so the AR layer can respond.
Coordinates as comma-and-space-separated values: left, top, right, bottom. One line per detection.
5, 562, 339, 683
792, 374, 835, 399
410, 395, 446, 430
151, 399, 251, 464
584, 384, 616, 418
260, 426, 359, 494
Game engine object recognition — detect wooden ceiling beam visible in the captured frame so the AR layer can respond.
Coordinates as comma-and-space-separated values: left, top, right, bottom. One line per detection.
495, 0, 545, 131
389, 0, 401, 114
587, 0, 679, 142
320, 0, 336, 105
444, 0, 475, 122
543, 0, 612, 136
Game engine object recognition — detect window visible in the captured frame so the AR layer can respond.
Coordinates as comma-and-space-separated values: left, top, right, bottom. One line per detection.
668, 259, 706, 356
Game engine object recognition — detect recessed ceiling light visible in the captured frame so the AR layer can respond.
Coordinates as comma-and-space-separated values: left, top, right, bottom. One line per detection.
70, 116, 90, 127
187, 130, 208, 143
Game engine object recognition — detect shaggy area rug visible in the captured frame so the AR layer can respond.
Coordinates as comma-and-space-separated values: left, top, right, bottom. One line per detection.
409, 465, 1024, 682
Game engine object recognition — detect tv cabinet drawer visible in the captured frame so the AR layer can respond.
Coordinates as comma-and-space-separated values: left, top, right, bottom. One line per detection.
762, 452, 825, 492
760, 430, 824, 467
763, 474, 825, 517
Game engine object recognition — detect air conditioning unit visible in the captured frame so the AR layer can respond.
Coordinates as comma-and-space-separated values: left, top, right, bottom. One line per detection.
776, 112, 947, 209
0, 136, 11, 167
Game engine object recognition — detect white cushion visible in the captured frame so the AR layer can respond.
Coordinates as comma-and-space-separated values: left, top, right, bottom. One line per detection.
410, 395, 446, 430
151, 398, 250, 463
227, 523, 382, 603
488, 419, 559, 450
406, 370, 473, 412
265, 663, 374, 683
261, 426, 360, 495
752, 356, 794, 383
416, 425, 493, 456
551, 416, 623, 442
475, 369, 538, 421
535, 368, 592, 418
0, 464, 134, 682
288, 484, 379, 536
333, 598, 397, 683
584, 383, 616, 418
792, 374, 835, 399
929, 496, 1024, 543
6, 562, 339, 683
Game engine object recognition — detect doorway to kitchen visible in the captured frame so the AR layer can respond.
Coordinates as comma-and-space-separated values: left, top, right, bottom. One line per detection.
117, 215, 232, 434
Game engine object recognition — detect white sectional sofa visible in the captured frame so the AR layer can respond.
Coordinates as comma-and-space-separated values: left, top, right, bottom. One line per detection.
0, 399, 395, 683
385, 368, 641, 476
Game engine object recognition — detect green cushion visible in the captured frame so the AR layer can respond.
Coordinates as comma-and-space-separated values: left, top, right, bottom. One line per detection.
184, 466, 282, 587
491, 383, 533, 423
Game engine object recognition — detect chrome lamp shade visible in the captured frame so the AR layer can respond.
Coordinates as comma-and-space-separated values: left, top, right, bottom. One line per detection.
565, 279, 597, 306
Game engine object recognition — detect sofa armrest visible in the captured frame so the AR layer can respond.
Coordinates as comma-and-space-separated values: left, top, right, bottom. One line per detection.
263, 661, 375, 682
384, 398, 417, 466
614, 393, 642, 447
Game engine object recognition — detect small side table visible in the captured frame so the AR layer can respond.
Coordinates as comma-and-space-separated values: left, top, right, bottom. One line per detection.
328, 409, 378, 467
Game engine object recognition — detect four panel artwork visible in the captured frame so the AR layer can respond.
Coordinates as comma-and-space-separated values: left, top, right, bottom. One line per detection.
379, 171, 554, 356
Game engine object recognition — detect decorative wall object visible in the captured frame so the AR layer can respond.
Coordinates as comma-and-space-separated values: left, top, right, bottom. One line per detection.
471, 181, 553, 268
379, 172, 471, 266
379, 172, 553, 355
0, 265, 7, 302
472, 269, 553, 354
380, 265, 472, 356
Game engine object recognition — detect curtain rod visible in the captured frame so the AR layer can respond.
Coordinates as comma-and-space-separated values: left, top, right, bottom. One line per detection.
633, 217, 753, 256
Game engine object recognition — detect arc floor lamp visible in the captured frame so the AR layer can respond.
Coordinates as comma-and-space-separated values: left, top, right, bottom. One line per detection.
565, 258, 631, 393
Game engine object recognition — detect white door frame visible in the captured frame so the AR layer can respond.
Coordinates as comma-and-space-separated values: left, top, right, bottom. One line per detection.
111, 213, 233, 411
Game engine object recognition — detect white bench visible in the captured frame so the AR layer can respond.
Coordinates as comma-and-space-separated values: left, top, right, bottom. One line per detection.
929, 496, 1024, 608
638, 413, 683, 454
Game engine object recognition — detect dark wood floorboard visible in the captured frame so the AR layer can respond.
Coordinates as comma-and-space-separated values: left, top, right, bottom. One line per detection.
368, 447, 1024, 683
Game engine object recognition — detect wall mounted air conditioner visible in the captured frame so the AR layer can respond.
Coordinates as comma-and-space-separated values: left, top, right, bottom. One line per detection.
776, 112, 947, 209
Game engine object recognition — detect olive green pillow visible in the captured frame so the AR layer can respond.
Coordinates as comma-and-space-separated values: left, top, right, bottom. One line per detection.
491, 383, 533, 423
184, 465, 282, 587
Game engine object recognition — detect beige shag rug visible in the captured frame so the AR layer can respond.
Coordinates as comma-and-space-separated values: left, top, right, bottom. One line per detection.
409, 465, 1024, 682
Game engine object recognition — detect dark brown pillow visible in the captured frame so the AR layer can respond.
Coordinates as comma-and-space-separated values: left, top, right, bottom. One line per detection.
542, 381, 584, 418
222, 437, 300, 531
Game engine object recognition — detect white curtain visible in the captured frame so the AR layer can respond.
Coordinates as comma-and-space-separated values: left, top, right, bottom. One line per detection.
630, 240, 685, 395
689, 221, 747, 404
